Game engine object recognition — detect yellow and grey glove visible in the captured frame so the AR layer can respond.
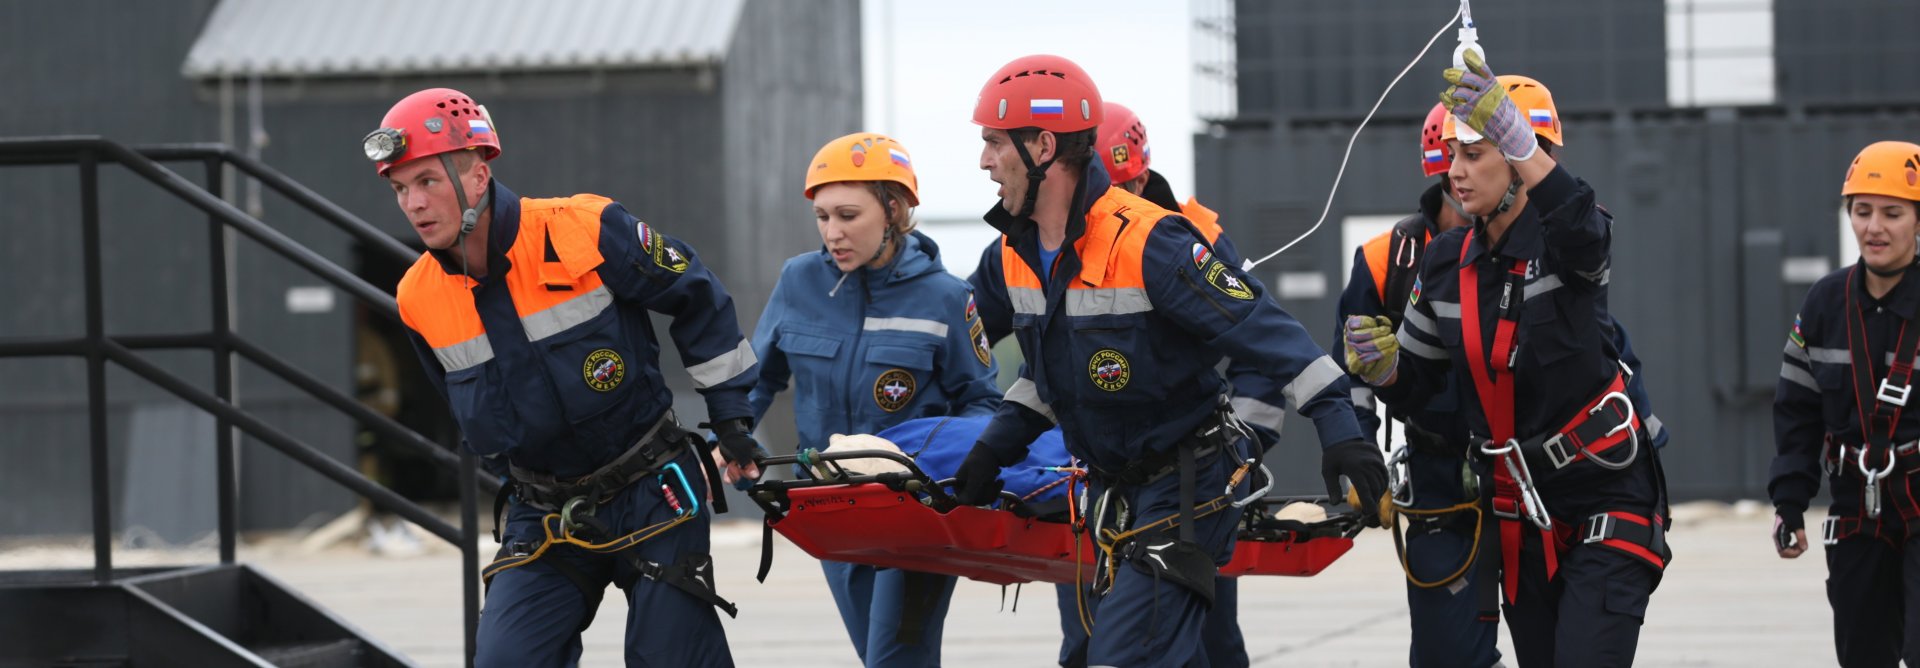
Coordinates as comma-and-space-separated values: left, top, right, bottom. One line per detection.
1343, 315, 1400, 386
1439, 49, 1538, 162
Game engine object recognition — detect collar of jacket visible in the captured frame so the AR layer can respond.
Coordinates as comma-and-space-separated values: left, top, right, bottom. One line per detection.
814, 229, 948, 288
427, 179, 518, 278
1461, 201, 1544, 265
1416, 181, 1449, 235
1852, 256, 1920, 320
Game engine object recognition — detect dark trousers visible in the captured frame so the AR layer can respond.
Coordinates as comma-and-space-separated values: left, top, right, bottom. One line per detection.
1402, 448, 1502, 668
1500, 451, 1665, 668
477, 448, 733, 668
1057, 577, 1243, 668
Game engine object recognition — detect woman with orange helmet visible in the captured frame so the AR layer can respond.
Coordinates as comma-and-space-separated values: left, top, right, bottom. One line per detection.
1772, 141, 1920, 667
1346, 54, 1674, 666
748, 132, 1001, 667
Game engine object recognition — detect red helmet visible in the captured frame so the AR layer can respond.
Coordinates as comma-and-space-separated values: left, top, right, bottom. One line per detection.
1098, 102, 1150, 183
972, 54, 1103, 134
1419, 102, 1451, 177
364, 88, 501, 176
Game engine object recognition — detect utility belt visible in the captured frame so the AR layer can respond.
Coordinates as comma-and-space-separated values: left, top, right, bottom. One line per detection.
1086, 407, 1244, 488
1820, 436, 1920, 522
508, 414, 696, 512
1471, 372, 1668, 613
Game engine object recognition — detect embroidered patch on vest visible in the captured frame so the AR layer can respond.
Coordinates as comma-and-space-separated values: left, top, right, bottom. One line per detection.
1088, 348, 1131, 392
583, 348, 626, 392
1191, 242, 1213, 270
874, 368, 917, 412
1203, 261, 1255, 300
970, 318, 992, 367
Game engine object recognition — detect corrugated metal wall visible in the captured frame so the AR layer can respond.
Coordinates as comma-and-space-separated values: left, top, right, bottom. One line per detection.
1202, 0, 1920, 500
0, 0, 860, 538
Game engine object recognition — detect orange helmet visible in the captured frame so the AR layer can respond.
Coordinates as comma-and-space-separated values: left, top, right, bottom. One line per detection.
1420, 103, 1451, 177
364, 88, 500, 176
1842, 141, 1920, 202
973, 54, 1103, 134
1098, 102, 1150, 183
1443, 75, 1562, 149
804, 132, 920, 206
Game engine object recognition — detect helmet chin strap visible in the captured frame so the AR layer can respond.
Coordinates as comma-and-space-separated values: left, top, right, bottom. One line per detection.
1473, 174, 1524, 227
1009, 137, 1057, 221
437, 152, 493, 285
1443, 190, 1472, 222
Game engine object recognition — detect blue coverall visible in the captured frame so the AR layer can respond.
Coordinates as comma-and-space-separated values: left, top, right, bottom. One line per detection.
1379, 166, 1669, 668
1339, 181, 1669, 668
970, 161, 1367, 667
399, 181, 759, 667
750, 230, 1002, 667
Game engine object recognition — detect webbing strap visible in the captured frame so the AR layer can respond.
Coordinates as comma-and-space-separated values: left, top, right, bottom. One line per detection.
1844, 263, 1920, 463
1458, 230, 1552, 604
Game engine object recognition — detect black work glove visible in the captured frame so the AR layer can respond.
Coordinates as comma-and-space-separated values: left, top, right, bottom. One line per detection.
953, 442, 1015, 506
1774, 503, 1807, 556
1322, 439, 1389, 527
706, 418, 762, 467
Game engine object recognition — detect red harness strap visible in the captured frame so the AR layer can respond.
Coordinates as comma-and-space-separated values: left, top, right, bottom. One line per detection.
1458, 230, 1552, 604
1842, 264, 1920, 521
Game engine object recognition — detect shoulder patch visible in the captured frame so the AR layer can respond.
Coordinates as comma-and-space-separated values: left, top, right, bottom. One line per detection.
1191, 242, 1213, 270
637, 221, 689, 274
1409, 278, 1422, 306
1790, 313, 1805, 349
1203, 261, 1255, 300
970, 318, 992, 367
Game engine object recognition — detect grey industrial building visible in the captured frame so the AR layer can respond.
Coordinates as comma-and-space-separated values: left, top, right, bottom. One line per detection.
1195, 0, 1920, 499
0, 0, 860, 539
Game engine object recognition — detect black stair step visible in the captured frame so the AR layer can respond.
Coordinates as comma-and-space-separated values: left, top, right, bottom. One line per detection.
250, 639, 364, 668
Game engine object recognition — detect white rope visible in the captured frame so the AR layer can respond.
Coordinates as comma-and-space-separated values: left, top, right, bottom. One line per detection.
1244, 6, 1463, 270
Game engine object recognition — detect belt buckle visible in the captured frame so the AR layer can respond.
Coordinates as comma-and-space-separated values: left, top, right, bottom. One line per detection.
1900, 441, 1920, 457
1822, 516, 1841, 546
1491, 496, 1519, 520
1542, 433, 1578, 470
1582, 513, 1614, 545
1878, 379, 1911, 407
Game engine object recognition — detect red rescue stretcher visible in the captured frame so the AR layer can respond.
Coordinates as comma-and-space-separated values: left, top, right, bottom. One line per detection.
749, 449, 1361, 586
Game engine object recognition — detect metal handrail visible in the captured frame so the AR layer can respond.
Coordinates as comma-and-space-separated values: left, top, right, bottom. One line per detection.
0, 136, 483, 666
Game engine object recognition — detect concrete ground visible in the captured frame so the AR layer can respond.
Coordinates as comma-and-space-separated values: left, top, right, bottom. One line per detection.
0, 500, 1834, 667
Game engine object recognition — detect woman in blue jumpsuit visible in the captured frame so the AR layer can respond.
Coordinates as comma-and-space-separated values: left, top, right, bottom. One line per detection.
749, 132, 1003, 667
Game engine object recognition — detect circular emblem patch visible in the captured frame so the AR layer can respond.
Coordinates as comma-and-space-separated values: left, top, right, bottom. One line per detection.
1087, 349, 1131, 392
873, 369, 916, 412
582, 349, 626, 392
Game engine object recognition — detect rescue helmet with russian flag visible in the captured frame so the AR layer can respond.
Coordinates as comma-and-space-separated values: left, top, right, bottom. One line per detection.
1842, 141, 1920, 203
973, 54, 1103, 134
1097, 101, 1151, 183
1443, 75, 1562, 150
364, 88, 501, 177
804, 132, 920, 206
1419, 102, 1452, 177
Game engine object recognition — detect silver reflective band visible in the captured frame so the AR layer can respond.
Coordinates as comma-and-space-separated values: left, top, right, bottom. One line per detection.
1282, 356, 1344, 408
863, 317, 948, 338
1779, 362, 1818, 392
521, 285, 613, 342
1230, 396, 1287, 431
434, 333, 495, 372
687, 339, 757, 389
1401, 306, 1438, 337
1398, 326, 1447, 360
1005, 378, 1057, 424
1645, 414, 1665, 440
1527, 275, 1563, 301
1783, 340, 1809, 362
1352, 387, 1376, 410
1008, 287, 1046, 315
1430, 300, 1460, 319
1066, 288, 1152, 317
1805, 347, 1897, 366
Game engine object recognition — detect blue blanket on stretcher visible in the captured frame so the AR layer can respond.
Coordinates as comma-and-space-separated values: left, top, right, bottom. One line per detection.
875, 416, 1071, 503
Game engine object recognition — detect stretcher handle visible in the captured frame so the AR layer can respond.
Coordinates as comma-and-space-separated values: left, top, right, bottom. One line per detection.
926, 478, 1032, 514
758, 449, 959, 508
1243, 494, 1366, 539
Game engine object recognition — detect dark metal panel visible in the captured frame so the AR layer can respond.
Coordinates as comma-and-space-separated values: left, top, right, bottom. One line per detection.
1775, 0, 1920, 107
1233, 0, 1665, 121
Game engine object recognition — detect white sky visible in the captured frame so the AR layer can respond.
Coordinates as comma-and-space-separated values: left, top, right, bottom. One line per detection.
859, 0, 1195, 224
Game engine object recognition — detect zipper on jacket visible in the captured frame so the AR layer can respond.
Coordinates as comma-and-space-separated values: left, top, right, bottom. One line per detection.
1178, 267, 1235, 320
